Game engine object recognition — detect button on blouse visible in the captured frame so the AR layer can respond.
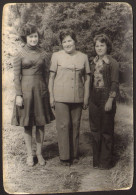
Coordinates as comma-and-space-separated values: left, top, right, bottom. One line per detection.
50, 50, 91, 103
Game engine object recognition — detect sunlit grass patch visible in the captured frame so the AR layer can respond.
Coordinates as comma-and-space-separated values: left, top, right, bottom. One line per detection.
109, 103, 133, 189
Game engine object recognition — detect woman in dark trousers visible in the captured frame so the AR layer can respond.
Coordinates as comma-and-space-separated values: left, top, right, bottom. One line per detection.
11, 24, 55, 166
89, 34, 119, 169
49, 29, 90, 166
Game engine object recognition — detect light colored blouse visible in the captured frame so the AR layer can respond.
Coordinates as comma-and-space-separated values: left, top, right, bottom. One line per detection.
50, 50, 91, 103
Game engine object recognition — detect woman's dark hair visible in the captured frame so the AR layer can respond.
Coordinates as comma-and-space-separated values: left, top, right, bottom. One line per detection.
93, 34, 112, 54
59, 29, 77, 43
20, 23, 40, 43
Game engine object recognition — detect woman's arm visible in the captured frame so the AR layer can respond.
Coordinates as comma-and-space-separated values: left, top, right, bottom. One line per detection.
48, 72, 56, 109
13, 52, 23, 106
83, 74, 90, 109
43, 51, 50, 86
105, 59, 119, 111
83, 54, 91, 109
48, 52, 58, 109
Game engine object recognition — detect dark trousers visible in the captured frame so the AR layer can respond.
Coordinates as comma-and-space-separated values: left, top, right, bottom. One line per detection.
89, 88, 116, 168
55, 102, 82, 160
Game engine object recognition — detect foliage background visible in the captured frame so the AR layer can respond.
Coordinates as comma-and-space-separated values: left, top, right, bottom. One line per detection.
3, 2, 133, 100
2, 2, 133, 193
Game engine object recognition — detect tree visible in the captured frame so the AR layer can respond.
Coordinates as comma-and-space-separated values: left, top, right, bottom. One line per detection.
5, 2, 133, 103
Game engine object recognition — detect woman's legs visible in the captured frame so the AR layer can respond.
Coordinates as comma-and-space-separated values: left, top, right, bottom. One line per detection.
70, 103, 82, 161
36, 126, 45, 165
55, 102, 71, 161
99, 110, 115, 169
24, 126, 34, 166
24, 126, 45, 166
55, 102, 82, 164
89, 102, 101, 168
89, 88, 116, 169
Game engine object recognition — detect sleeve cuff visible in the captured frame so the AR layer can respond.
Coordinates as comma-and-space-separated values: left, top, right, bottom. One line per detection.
109, 91, 116, 98
49, 69, 56, 73
16, 91, 23, 96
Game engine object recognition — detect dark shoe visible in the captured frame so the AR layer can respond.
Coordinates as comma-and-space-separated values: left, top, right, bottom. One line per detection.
99, 161, 115, 170
60, 160, 70, 166
93, 165, 99, 169
99, 165, 112, 170
72, 158, 79, 164
93, 162, 99, 169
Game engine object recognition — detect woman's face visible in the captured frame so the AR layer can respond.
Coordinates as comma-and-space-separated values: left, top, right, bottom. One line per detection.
26, 32, 39, 47
95, 40, 107, 57
62, 35, 76, 54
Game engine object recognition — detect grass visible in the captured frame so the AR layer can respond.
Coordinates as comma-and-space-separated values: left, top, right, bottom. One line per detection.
2, 69, 134, 193
2, 23, 133, 193
109, 103, 133, 189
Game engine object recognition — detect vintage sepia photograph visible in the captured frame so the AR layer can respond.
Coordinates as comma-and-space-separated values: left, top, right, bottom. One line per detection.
2, 2, 133, 194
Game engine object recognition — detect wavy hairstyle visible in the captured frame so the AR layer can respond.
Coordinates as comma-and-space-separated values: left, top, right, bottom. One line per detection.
59, 29, 77, 44
93, 34, 112, 54
20, 23, 40, 43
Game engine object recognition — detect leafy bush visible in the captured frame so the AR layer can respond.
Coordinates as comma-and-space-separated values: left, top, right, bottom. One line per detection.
4, 2, 133, 103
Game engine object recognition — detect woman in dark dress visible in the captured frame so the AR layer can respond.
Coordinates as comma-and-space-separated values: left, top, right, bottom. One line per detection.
89, 34, 119, 169
11, 24, 55, 166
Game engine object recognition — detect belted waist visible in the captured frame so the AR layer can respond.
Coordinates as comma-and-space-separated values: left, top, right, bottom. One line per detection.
57, 65, 83, 72
92, 87, 109, 93
93, 87, 108, 91
22, 74, 42, 77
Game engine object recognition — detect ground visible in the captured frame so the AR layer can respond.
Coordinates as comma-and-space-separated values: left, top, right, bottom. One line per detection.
2, 24, 133, 194
2, 73, 133, 193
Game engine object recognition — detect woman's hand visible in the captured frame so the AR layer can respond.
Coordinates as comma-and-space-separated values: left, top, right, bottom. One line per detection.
105, 98, 113, 111
50, 97, 55, 110
16, 96, 23, 107
48, 72, 55, 110
83, 98, 88, 110
83, 74, 90, 110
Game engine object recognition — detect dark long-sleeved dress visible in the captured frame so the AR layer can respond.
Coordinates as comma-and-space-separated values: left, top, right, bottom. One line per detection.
11, 45, 55, 127
89, 55, 119, 168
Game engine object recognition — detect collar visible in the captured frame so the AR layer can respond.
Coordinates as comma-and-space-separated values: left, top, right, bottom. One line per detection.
26, 44, 38, 51
93, 55, 110, 64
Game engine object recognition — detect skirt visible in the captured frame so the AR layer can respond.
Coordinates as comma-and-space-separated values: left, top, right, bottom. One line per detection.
11, 75, 55, 127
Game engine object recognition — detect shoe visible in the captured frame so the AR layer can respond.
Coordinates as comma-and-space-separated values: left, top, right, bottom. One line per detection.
72, 158, 79, 164
99, 166, 109, 170
37, 154, 46, 166
93, 165, 99, 169
26, 156, 34, 166
93, 162, 99, 169
60, 160, 70, 166
99, 165, 112, 170
99, 161, 115, 170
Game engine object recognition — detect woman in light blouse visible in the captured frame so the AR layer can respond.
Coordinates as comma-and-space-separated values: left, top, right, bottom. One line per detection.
49, 29, 90, 166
